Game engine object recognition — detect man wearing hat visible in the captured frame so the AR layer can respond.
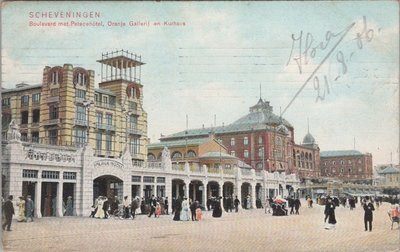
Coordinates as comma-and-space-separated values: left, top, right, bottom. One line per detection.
2, 195, 15, 231
26, 195, 34, 222
363, 196, 375, 231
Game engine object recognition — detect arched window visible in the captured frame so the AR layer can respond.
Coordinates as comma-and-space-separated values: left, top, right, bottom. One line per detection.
147, 153, 156, 161
126, 84, 141, 99
73, 68, 89, 86
186, 150, 196, 158
172, 151, 182, 159
48, 67, 63, 85
256, 163, 263, 169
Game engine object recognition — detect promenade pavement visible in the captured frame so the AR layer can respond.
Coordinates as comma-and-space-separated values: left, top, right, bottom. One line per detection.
2, 200, 399, 252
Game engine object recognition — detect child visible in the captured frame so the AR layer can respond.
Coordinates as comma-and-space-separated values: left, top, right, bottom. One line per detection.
155, 202, 161, 217
89, 205, 96, 218
195, 204, 202, 221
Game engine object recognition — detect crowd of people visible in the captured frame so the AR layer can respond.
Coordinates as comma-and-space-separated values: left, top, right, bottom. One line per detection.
2, 193, 400, 233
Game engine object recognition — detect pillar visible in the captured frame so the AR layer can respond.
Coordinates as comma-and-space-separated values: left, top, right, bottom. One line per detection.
34, 180, 42, 218
202, 180, 208, 209
235, 181, 242, 209
57, 182, 63, 217
251, 183, 257, 209
184, 179, 190, 199
218, 181, 224, 198
165, 177, 172, 214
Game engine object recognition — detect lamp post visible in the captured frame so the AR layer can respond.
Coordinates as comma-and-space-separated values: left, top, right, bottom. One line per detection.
82, 100, 93, 146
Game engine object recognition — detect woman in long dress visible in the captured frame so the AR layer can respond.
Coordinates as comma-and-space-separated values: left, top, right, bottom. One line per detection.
246, 195, 251, 209
94, 197, 105, 219
325, 197, 336, 229
173, 197, 182, 221
180, 197, 190, 221
212, 197, 223, 218
17, 196, 26, 222
65, 196, 73, 216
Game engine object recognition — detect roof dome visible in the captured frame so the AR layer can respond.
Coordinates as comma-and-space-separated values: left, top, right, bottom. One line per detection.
303, 132, 315, 144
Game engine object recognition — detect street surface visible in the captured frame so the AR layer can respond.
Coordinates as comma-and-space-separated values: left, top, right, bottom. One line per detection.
2, 200, 399, 252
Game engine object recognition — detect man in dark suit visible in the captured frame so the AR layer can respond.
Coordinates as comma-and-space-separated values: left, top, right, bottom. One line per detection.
164, 197, 169, 215
2, 195, 15, 231
148, 195, 157, 218
363, 196, 375, 231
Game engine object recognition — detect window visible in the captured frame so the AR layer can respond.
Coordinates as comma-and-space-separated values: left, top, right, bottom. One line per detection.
129, 115, 137, 129
103, 96, 108, 105
74, 128, 87, 145
49, 129, 58, 145
186, 150, 196, 158
21, 95, 29, 106
63, 172, 76, 180
105, 114, 113, 126
76, 89, 86, 100
32, 93, 41, 103
258, 136, 263, 144
258, 148, 264, 158
105, 133, 112, 151
129, 101, 137, 111
358, 159, 362, 164
147, 153, 156, 161
96, 132, 102, 151
76, 105, 86, 121
230, 137, 235, 146
143, 176, 155, 183
172, 151, 182, 159
214, 163, 220, 169
129, 137, 140, 155
225, 164, 231, 169
109, 96, 116, 106
230, 151, 236, 157
244, 137, 248, 145
32, 109, 40, 123
74, 72, 87, 86
42, 171, 59, 179
22, 169, 38, 178
256, 163, 263, 169
50, 88, 59, 97
132, 176, 141, 182
94, 94, 99, 102
2, 113, 11, 128
21, 111, 29, 124
348, 168, 352, 173
157, 177, 165, 183
348, 160, 352, 164
332, 161, 336, 165
244, 150, 249, 158
51, 71, 60, 84
49, 105, 59, 119
31, 132, 39, 143
332, 168, 336, 173
129, 87, 136, 98
96, 112, 103, 126
21, 132, 27, 141
2, 97, 10, 107
340, 160, 344, 165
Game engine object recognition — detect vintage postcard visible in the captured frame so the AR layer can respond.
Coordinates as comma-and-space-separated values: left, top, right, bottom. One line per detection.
1, 1, 399, 251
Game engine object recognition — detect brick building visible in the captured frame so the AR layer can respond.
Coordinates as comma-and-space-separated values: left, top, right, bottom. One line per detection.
160, 98, 321, 181
320, 150, 373, 182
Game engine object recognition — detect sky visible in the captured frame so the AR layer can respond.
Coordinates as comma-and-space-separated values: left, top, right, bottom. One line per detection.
1, 1, 399, 166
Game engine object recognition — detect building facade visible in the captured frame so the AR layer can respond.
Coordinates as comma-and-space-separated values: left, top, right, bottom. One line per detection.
160, 98, 321, 180
1, 51, 300, 218
320, 150, 373, 182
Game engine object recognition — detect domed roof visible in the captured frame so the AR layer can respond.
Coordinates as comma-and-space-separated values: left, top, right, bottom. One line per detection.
303, 132, 315, 144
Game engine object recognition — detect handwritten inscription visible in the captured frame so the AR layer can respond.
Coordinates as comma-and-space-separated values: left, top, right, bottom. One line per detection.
285, 16, 377, 105
25, 148, 75, 163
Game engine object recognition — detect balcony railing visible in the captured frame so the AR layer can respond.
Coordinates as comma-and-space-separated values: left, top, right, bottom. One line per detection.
75, 119, 87, 126
172, 163, 185, 171
190, 163, 203, 173
127, 128, 143, 135
96, 123, 115, 131
43, 118, 60, 126
95, 101, 116, 110
223, 168, 234, 175
208, 167, 220, 174
148, 162, 162, 169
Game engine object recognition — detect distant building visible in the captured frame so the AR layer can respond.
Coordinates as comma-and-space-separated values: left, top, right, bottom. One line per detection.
320, 150, 373, 182
160, 98, 321, 181
377, 165, 400, 194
